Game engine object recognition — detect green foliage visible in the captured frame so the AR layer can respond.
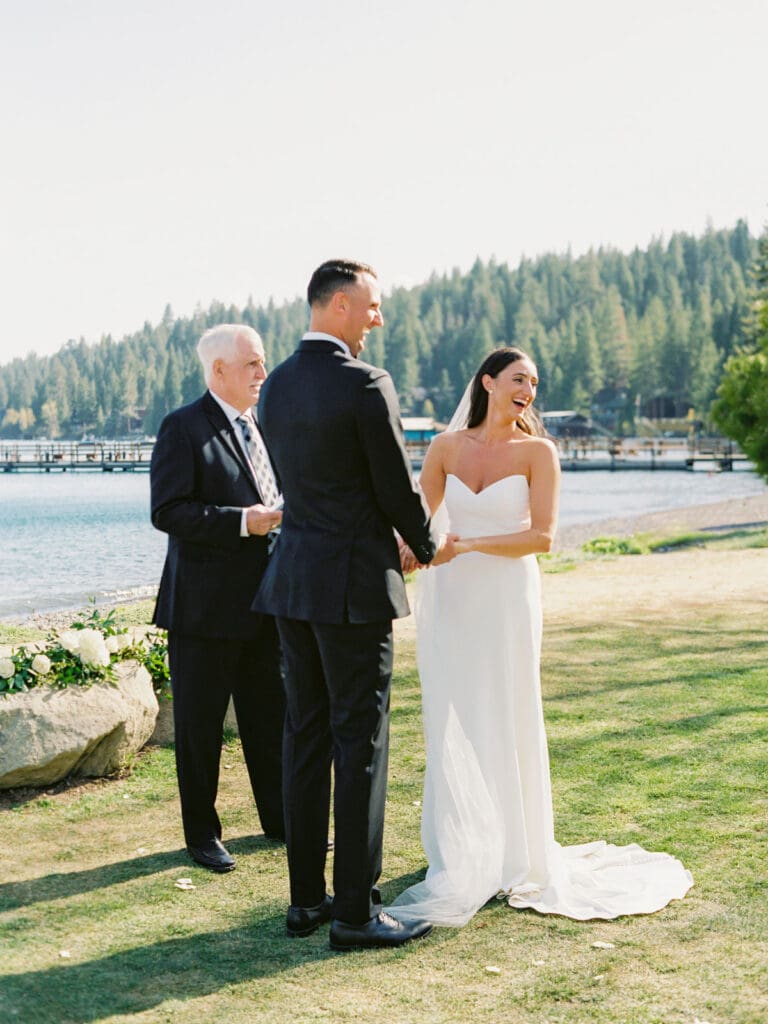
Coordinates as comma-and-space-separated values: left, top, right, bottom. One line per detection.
44, 642, 117, 690
581, 535, 649, 556
0, 223, 757, 437
0, 634, 115, 696
0, 603, 169, 698
0, 645, 44, 695
713, 228, 768, 479
138, 630, 171, 698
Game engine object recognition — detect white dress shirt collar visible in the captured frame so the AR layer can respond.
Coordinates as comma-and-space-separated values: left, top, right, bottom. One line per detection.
302, 331, 352, 358
208, 389, 254, 426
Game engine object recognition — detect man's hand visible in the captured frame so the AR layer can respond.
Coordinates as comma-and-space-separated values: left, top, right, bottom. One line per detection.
245, 504, 283, 536
399, 540, 422, 574
430, 533, 460, 567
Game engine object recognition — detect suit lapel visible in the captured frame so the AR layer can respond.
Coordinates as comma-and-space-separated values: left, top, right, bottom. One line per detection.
202, 392, 260, 498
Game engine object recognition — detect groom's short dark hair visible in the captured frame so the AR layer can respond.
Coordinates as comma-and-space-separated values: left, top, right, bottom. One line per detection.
307, 259, 377, 307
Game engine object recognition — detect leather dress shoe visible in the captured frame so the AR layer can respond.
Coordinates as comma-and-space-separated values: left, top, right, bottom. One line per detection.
286, 894, 333, 937
329, 911, 432, 951
186, 837, 235, 873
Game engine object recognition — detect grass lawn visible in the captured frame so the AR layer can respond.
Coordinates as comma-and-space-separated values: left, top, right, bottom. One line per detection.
1, 545, 767, 1024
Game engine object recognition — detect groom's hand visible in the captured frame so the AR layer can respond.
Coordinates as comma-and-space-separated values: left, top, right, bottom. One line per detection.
246, 504, 283, 535
430, 533, 460, 567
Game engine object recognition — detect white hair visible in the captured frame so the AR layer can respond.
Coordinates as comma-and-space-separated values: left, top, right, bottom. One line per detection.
196, 324, 263, 382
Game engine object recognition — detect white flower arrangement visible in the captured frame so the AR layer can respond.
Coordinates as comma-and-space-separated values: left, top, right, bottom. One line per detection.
0, 606, 169, 698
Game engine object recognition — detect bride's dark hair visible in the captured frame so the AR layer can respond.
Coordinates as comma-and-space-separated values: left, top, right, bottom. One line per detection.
466, 347, 545, 436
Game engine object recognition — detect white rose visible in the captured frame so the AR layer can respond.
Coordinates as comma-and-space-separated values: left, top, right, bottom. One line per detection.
58, 630, 81, 654
105, 635, 120, 654
118, 633, 133, 650
0, 645, 13, 658
31, 653, 52, 675
0, 657, 15, 680
76, 628, 110, 668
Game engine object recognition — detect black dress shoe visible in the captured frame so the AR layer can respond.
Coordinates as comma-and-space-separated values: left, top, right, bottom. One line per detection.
286, 894, 333, 937
186, 837, 235, 873
329, 911, 432, 951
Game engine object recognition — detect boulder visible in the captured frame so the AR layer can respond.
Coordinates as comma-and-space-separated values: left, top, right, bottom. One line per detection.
0, 661, 158, 789
149, 696, 240, 746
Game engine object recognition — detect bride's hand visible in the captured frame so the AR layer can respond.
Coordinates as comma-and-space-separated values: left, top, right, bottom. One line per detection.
431, 533, 460, 566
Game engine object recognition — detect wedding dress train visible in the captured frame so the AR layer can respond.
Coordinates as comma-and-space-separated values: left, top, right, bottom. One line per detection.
390, 473, 693, 926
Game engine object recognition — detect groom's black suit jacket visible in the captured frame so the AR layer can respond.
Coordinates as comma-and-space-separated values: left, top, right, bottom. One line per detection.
252, 339, 436, 623
251, 338, 437, 919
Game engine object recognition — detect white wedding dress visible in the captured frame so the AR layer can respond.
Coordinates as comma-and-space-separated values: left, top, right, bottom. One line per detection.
390, 473, 693, 926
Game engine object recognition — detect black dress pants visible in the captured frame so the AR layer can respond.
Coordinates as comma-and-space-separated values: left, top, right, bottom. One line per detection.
277, 616, 394, 925
168, 621, 286, 846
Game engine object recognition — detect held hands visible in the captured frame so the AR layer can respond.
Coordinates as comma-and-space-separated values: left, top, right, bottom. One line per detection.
246, 504, 283, 536
399, 533, 462, 572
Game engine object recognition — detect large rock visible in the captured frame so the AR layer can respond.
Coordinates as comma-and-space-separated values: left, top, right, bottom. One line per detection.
0, 661, 159, 789
149, 696, 240, 746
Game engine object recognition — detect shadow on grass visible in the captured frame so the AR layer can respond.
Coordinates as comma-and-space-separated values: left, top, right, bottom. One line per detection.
0, 835, 283, 911
548, 702, 768, 760
1, 915, 322, 1022
1, 871, 456, 1024
543, 621, 767, 703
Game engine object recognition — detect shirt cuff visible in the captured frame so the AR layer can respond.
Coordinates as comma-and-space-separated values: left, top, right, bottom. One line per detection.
240, 509, 249, 537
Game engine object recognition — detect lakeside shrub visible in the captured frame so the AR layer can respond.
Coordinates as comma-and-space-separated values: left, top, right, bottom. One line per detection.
581, 535, 649, 556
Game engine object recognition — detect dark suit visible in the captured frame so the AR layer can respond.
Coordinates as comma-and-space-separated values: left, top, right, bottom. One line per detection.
252, 339, 436, 923
151, 390, 285, 846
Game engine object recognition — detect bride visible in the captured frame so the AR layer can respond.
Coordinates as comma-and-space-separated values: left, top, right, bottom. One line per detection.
391, 347, 693, 926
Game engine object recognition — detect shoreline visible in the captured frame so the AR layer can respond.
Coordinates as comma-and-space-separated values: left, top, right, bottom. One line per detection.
554, 491, 768, 551
4, 491, 767, 632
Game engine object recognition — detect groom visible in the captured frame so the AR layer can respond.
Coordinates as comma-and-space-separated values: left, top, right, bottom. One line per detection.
252, 259, 453, 950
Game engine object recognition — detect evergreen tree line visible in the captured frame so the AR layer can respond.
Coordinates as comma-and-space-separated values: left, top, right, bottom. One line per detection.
0, 221, 757, 440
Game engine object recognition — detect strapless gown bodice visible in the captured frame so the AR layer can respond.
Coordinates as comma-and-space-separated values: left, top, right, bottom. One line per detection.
443, 472, 531, 537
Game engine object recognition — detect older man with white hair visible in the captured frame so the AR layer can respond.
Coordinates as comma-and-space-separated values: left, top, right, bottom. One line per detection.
151, 324, 286, 872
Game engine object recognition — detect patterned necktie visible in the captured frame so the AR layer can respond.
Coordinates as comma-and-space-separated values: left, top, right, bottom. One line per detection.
236, 414, 279, 508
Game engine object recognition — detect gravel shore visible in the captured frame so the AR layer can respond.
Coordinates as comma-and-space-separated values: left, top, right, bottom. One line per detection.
555, 491, 768, 551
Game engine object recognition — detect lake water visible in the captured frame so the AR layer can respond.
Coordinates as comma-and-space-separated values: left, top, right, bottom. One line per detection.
0, 468, 766, 619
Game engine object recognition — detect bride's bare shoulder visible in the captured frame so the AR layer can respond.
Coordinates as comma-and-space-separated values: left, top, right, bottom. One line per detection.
524, 435, 559, 465
428, 429, 470, 453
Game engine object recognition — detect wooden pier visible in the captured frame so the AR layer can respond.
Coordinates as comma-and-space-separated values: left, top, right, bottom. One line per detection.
0, 437, 751, 474
407, 437, 750, 473
1, 441, 154, 472
556, 438, 748, 472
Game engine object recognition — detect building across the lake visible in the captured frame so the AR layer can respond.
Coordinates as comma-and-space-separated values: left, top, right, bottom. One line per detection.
402, 417, 438, 444
540, 411, 598, 438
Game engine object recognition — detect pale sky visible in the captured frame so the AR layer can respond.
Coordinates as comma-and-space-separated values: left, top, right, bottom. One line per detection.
1, 0, 766, 365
